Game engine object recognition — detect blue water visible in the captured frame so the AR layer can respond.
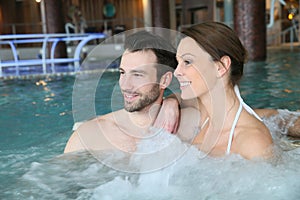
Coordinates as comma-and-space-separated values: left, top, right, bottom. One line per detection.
240, 48, 300, 110
0, 48, 300, 199
0, 72, 119, 199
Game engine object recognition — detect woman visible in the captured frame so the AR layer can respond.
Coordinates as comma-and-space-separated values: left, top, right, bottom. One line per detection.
173, 22, 273, 159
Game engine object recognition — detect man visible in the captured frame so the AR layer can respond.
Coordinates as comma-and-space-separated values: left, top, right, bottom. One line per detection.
64, 31, 200, 153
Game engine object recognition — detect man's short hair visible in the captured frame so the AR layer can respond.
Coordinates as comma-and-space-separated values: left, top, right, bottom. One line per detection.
124, 31, 178, 79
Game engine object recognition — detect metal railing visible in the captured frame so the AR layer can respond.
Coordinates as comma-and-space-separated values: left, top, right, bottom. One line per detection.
0, 33, 106, 77
267, 21, 299, 48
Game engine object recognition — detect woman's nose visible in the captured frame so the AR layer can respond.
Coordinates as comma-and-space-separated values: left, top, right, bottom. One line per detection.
174, 63, 183, 78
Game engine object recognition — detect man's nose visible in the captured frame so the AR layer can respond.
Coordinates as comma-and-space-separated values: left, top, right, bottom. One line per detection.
119, 76, 133, 90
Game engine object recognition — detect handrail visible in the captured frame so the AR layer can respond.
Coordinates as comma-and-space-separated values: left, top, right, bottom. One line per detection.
267, 0, 286, 28
267, 21, 299, 47
0, 33, 106, 77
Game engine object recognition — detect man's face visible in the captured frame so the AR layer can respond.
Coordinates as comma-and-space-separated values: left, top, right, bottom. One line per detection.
119, 50, 161, 112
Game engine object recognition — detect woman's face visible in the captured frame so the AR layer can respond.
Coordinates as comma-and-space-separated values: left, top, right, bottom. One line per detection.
174, 37, 219, 100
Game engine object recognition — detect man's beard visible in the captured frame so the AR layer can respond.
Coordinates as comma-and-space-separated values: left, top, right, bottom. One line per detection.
124, 84, 160, 112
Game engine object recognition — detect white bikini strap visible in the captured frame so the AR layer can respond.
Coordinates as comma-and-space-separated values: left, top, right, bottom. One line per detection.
234, 85, 262, 121
226, 102, 243, 155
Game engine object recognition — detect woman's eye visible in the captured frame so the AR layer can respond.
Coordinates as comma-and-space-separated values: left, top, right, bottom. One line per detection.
184, 60, 192, 65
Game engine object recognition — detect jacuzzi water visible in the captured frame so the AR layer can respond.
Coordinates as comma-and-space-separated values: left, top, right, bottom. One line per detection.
0, 48, 300, 199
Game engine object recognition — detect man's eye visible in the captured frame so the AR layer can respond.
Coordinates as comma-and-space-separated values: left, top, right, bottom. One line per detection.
133, 73, 143, 77
119, 71, 125, 75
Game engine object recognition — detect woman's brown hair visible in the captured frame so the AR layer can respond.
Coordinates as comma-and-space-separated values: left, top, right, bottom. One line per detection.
182, 21, 247, 86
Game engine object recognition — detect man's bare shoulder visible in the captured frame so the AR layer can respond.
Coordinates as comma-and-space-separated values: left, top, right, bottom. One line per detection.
64, 109, 128, 154
64, 130, 84, 154
64, 119, 104, 153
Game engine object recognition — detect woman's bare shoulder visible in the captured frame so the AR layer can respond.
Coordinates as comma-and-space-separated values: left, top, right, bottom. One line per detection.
235, 122, 273, 159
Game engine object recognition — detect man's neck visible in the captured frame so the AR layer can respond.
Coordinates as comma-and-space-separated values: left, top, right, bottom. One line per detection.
128, 102, 161, 129
127, 90, 164, 129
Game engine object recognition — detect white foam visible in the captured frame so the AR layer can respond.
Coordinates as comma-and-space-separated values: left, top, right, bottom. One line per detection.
10, 111, 300, 199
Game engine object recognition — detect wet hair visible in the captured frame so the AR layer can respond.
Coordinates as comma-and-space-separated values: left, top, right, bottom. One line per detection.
124, 31, 178, 80
182, 22, 247, 86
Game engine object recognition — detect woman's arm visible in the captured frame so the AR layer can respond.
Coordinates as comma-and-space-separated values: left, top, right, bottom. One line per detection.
152, 97, 180, 133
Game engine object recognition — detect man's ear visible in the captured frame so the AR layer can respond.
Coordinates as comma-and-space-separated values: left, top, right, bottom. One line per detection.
160, 71, 173, 89
217, 55, 231, 77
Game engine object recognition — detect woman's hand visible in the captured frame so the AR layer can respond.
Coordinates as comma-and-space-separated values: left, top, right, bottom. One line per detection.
153, 98, 180, 133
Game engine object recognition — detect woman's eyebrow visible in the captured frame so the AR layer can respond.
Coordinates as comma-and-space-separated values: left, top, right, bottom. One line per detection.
181, 53, 196, 57
176, 53, 196, 59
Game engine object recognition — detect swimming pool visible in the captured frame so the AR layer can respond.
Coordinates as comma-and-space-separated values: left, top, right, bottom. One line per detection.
0, 48, 299, 199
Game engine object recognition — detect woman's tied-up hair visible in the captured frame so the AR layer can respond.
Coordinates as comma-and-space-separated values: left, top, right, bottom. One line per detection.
182, 22, 247, 86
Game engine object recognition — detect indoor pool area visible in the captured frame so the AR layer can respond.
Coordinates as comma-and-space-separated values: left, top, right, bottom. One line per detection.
0, 47, 300, 199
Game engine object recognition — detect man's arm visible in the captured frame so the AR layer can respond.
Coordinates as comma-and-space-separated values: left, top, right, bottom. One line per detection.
254, 108, 300, 137
287, 117, 300, 137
